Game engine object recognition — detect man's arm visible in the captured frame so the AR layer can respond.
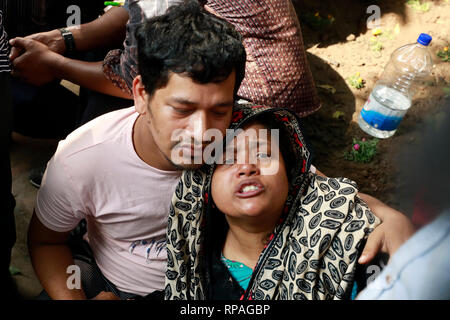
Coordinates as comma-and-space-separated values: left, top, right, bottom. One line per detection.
9, 37, 131, 98
357, 192, 415, 264
65, 6, 129, 53
27, 211, 86, 300
9, 7, 129, 59
8, 7, 131, 97
53, 59, 133, 99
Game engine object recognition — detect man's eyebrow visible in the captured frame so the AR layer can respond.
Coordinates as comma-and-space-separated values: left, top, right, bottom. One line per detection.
168, 97, 234, 107
167, 97, 195, 106
213, 101, 234, 107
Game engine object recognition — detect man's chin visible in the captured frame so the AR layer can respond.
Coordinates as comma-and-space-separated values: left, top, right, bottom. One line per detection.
168, 157, 205, 170
175, 162, 204, 170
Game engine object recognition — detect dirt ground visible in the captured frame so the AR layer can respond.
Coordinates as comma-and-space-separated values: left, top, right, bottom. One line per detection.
9, 0, 450, 298
293, 0, 449, 211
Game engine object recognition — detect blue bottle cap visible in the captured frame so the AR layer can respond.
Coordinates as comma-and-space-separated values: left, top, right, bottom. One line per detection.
417, 33, 432, 46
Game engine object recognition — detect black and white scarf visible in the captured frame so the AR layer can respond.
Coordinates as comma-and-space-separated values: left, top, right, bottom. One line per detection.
165, 103, 380, 300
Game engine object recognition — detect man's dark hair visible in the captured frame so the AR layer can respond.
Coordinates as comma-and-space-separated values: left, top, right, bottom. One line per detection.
135, 0, 246, 97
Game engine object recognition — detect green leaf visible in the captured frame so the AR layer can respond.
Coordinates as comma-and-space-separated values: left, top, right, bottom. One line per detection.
332, 111, 345, 119
9, 266, 21, 276
443, 85, 450, 98
317, 84, 336, 94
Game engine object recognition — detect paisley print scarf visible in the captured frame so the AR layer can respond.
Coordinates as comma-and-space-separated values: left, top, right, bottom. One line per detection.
165, 103, 380, 300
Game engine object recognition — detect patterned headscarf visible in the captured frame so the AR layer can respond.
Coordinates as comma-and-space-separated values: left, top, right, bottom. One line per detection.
165, 103, 380, 300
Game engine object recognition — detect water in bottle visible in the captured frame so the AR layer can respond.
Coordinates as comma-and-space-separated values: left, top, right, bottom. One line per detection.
358, 33, 433, 138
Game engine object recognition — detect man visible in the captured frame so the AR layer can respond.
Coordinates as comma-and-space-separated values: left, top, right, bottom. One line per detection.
29, 1, 412, 300
28, 1, 245, 299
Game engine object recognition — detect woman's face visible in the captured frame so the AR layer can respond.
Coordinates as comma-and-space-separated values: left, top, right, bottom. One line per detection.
211, 123, 290, 222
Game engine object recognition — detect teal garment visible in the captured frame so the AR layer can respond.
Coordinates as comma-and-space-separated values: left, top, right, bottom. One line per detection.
221, 254, 253, 291
351, 281, 358, 300
222, 253, 359, 298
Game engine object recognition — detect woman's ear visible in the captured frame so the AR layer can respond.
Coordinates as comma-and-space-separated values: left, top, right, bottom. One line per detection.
132, 75, 149, 115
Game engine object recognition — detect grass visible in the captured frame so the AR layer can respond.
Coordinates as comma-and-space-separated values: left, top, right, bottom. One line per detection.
444, 84, 450, 98
437, 47, 449, 62
347, 72, 365, 89
301, 11, 335, 30
344, 138, 379, 163
370, 36, 383, 52
406, 0, 432, 12
368, 27, 398, 54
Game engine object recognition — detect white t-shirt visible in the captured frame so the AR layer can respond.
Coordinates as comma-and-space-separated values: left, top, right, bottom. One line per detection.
35, 107, 181, 296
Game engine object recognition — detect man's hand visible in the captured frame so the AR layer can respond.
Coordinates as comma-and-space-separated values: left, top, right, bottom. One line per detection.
358, 193, 416, 264
91, 291, 121, 300
9, 29, 65, 61
9, 37, 63, 86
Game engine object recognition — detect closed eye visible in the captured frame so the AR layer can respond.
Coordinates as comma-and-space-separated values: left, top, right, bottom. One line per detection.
171, 106, 193, 115
212, 110, 228, 116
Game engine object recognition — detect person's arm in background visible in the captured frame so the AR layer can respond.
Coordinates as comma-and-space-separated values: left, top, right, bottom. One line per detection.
9, 6, 128, 59
8, 7, 131, 98
314, 168, 415, 264
9, 38, 131, 98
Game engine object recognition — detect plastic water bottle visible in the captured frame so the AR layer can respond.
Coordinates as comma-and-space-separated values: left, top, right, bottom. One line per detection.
358, 33, 433, 138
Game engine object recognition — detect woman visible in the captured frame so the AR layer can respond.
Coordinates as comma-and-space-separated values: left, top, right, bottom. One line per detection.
165, 104, 380, 300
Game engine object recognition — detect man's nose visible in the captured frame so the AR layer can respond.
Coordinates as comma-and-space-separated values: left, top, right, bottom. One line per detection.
189, 111, 209, 144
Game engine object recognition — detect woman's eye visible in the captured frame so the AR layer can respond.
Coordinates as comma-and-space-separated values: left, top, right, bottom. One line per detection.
256, 152, 271, 159
222, 149, 236, 165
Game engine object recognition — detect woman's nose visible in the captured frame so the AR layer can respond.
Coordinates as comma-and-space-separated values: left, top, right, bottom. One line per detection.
237, 163, 260, 177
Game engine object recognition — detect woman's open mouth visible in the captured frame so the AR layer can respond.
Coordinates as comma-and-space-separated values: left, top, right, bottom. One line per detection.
235, 180, 265, 198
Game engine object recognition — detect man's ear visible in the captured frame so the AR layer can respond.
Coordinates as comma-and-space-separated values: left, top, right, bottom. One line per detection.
133, 75, 149, 115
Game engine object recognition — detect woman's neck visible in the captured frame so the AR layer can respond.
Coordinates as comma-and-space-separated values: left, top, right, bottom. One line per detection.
222, 217, 276, 269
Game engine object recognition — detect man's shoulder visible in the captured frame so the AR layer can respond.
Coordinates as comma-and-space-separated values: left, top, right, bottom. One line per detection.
55, 107, 137, 161
397, 212, 450, 264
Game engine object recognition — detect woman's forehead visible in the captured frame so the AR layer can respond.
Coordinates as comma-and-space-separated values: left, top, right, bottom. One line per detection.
230, 123, 273, 148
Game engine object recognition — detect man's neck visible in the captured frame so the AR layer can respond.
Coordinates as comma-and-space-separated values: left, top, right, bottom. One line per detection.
132, 114, 179, 171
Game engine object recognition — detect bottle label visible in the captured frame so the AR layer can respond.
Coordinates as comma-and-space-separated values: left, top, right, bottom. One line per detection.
360, 94, 403, 131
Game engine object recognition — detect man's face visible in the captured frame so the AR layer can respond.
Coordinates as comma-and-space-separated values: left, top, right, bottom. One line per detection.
134, 71, 236, 170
